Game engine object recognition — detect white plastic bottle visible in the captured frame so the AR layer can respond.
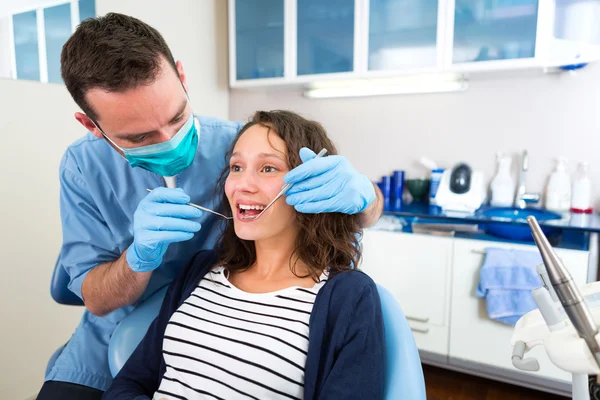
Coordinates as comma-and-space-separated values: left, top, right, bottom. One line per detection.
490, 153, 515, 207
571, 162, 593, 213
545, 157, 572, 213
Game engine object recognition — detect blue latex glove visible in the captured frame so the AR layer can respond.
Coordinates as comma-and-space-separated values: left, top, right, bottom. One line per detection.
284, 148, 376, 214
126, 187, 202, 272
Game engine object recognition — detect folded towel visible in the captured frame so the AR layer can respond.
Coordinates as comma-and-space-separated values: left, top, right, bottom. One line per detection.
476, 247, 543, 326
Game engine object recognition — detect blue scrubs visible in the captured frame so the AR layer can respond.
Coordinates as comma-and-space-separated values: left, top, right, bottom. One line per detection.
45, 115, 242, 390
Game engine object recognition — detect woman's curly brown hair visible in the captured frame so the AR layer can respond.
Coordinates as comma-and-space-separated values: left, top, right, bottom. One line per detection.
214, 110, 362, 281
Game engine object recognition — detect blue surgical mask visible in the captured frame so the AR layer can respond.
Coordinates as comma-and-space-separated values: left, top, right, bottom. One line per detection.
98, 113, 199, 177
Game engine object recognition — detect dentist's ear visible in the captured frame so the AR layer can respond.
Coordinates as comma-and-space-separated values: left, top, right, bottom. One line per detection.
75, 112, 103, 139
176, 60, 189, 92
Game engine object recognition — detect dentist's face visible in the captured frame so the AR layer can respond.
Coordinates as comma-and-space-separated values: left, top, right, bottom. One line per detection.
225, 124, 298, 241
74, 56, 192, 149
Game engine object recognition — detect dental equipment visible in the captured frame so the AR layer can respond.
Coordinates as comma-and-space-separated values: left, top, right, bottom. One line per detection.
145, 188, 233, 220
510, 216, 600, 400
242, 148, 328, 220
529, 216, 600, 369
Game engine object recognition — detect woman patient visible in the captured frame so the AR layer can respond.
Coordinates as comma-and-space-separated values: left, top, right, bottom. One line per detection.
103, 110, 385, 400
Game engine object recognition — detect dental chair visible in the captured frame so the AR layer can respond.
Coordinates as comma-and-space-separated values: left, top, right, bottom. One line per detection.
106, 284, 427, 399
45, 262, 84, 376
49, 263, 427, 399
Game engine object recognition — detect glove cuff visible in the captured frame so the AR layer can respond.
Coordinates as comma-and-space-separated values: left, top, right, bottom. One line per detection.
359, 174, 377, 213
126, 243, 161, 273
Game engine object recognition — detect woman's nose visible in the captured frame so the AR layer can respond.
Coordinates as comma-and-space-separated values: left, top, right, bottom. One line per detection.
235, 171, 259, 193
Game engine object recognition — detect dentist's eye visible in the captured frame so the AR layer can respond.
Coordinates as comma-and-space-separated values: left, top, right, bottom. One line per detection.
130, 134, 148, 144
263, 165, 278, 173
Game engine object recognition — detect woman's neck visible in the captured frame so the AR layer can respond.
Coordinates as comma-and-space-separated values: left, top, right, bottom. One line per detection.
227, 228, 319, 293
252, 232, 306, 279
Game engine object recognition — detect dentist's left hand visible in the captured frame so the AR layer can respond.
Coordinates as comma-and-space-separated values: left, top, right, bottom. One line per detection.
284, 148, 376, 214
126, 187, 203, 273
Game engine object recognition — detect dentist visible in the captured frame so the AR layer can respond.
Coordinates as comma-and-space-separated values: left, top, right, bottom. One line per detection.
38, 12, 383, 400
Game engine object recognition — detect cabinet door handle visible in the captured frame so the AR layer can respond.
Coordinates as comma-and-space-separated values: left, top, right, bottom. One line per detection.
410, 326, 430, 334
406, 315, 430, 323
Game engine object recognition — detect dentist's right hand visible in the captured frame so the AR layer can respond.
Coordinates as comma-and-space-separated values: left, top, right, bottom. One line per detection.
126, 187, 203, 273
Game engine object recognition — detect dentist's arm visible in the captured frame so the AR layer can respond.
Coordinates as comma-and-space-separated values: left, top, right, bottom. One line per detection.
81, 254, 152, 317
356, 183, 383, 228
284, 148, 383, 227
82, 188, 202, 316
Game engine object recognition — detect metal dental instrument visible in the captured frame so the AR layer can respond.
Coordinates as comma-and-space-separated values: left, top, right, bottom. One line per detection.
242, 148, 328, 220
145, 188, 233, 220
527, 216, 600, 370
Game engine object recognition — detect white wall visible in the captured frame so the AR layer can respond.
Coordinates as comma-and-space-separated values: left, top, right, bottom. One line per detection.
0, 1, 229, 398
0, 78, 84, 400
230, 65, 600, 207
97, 0, 230, 120
0, 16, 11, 79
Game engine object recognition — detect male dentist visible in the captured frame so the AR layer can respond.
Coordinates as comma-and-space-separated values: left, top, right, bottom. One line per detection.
38, 12, 383, 399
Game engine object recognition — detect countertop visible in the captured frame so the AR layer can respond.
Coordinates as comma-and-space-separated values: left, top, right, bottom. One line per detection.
383, 203, 600, 233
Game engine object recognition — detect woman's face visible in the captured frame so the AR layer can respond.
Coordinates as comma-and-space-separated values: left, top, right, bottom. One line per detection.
225, 124, 298, 241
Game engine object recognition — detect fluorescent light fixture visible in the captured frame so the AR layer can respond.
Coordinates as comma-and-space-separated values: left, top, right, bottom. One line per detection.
303, 74, 468, 99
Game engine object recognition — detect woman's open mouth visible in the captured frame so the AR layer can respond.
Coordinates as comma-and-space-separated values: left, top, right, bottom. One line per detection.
236, 202, 267, 221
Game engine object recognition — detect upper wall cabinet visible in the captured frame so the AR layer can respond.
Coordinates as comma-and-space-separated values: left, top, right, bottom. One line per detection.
297, 0, 356, 76
368, 0, 440, 72
452, 0, 539, 64
228, 0, 600, 88
2, 0, 96, 83
233, 0, 285, 81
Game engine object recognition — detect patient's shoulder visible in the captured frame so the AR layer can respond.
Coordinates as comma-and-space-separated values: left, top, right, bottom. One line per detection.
327, 268, 377, 292
321, 269, 379, 313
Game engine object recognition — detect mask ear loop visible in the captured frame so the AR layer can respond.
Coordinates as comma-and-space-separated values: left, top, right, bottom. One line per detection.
89, 118, 128, 160
182, 89, 200, 143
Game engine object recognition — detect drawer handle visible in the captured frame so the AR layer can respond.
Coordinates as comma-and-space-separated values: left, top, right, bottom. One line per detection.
410, 326, 430, 334
406, 315, 430, 323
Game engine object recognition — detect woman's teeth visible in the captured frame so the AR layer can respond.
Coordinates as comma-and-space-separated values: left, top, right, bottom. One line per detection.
239, 204, 265, 211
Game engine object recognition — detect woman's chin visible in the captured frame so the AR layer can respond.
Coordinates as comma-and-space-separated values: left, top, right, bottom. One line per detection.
234, 225, 265, 241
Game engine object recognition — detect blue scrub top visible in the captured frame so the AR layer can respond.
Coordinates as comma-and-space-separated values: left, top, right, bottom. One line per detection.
45, 115, 242, 390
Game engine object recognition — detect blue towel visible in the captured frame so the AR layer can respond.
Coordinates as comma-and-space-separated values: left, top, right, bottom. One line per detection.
475, 247, 543, 326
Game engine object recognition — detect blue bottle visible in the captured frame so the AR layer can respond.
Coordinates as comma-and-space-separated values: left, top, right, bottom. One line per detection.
380, 176, 392, 212
391, 170, 405, 211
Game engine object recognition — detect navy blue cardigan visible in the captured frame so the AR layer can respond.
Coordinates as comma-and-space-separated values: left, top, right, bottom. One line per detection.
103, 250, 385, 400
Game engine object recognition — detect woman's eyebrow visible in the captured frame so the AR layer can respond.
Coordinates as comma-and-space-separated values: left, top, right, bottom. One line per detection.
257, 152, 286, 161
230, 152, 286, 161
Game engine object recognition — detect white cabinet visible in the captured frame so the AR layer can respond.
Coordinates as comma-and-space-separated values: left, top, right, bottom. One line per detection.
228, 0, 600, 87
449, 238, 590, 383
229, 0, 285, 82
360, 230, 453, 355
367, 0, 441, 72
361, 229, 591, 388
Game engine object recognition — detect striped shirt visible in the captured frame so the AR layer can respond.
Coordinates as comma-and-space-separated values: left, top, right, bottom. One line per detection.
154, 266, 329, 400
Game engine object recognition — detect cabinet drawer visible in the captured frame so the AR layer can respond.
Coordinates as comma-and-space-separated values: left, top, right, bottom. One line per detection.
361, 230, 453, 327
449, 238, 589, 383
411, 323, 450, 356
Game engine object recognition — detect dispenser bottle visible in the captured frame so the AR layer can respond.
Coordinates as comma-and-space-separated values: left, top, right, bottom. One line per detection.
545, 157, 571, 213
490, 153, 515, 207
571, 162, 593, 213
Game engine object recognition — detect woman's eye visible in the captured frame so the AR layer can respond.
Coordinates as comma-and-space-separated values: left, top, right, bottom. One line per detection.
263, 165, 278, 173
230, 165, 242, 172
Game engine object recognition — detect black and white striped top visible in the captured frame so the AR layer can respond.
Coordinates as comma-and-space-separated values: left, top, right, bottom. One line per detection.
154, 266, 328, 400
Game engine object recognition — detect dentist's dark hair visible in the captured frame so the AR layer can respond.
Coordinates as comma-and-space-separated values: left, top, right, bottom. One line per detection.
215, 110, 362, 281
61, 12, 178, 121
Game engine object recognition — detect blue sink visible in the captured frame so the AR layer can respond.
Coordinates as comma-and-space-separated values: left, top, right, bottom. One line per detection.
478, 207, 563, 241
